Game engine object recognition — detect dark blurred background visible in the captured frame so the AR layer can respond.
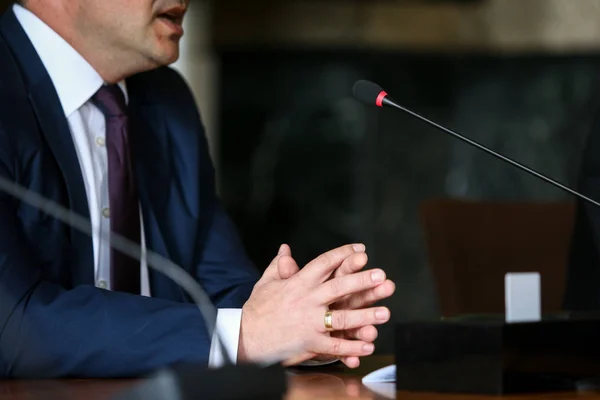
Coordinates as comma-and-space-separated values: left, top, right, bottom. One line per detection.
4, 0, 600, 355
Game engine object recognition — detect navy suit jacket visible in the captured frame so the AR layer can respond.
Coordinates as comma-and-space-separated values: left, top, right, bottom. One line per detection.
0, 9, 260, 378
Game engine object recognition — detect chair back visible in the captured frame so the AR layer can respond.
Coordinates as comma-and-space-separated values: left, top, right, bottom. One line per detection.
420, 198, 575, 317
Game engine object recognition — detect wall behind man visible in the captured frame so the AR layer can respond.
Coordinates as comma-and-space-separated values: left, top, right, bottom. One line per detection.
210, 0, 600, 354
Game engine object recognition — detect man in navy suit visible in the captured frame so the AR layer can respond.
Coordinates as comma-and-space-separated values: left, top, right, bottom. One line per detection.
0, 0, 396, 378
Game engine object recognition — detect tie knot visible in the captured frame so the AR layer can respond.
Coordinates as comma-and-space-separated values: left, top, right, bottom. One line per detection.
92, 84, 127, 117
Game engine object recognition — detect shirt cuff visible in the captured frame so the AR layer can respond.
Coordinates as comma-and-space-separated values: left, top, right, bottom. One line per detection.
208, 308, 242, 367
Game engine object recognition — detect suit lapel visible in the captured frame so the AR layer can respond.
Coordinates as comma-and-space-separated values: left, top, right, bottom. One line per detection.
128, 94, 186, 301
0, 10, 94, 286
28, 82, 94, 285
128, 103, 171, 216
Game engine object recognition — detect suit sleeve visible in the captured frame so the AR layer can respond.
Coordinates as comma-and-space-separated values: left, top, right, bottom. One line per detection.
194, 200, 260, 308
0, 158, 213, 378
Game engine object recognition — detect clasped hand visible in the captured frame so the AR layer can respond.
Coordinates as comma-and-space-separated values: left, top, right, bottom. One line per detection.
238, 243, 395, 368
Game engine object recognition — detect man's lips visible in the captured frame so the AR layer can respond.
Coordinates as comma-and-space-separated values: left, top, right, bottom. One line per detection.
157, 6, 185, 35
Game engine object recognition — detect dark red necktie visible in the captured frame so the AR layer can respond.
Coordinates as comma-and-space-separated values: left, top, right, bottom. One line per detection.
92, 84, 141, 294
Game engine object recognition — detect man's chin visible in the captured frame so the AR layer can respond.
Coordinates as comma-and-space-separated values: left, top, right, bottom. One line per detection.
149, 47, 180, 67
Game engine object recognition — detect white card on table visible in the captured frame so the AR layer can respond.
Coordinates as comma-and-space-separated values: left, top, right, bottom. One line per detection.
505, 272, 541, 323
362, 364, 396, 383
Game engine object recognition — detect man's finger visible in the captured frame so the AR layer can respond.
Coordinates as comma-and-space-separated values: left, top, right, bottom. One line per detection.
315, 337, 375, 357
317, 269, 386, 305
343, 280, 396, 309
322, 307, 389, 332
333, 252, 368, 279
340, 356, 360, 368
298, 243, 365, 284
305, 325, 378, 368
277, 254, 300, 280
344, 325, 378, 342
261, 244, 292, 281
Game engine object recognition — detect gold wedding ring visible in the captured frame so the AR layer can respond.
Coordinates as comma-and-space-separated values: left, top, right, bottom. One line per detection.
324, 310, 334, 331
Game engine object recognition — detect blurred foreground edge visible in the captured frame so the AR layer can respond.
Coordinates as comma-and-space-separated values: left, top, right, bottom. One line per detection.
112, 363, 287, 400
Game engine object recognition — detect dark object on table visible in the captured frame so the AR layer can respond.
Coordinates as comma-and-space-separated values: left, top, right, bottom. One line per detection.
395, 313, 600, 394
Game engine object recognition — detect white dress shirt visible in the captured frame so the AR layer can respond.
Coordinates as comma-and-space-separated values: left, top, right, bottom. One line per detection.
13, 4, 240, 367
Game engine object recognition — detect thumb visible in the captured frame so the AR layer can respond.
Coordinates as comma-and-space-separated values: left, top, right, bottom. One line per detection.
277, 243, 292, 257
262, 244, 293, 281
278, 254, 300, 280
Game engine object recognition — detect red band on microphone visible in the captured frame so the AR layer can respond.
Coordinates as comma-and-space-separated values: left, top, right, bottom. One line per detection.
376, 91, 387, 107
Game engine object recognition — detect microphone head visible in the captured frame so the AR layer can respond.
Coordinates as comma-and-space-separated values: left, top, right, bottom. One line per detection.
352, 80, 389, 107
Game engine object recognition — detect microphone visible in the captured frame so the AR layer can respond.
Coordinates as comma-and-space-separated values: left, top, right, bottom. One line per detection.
352, 79, 600, 208
0, 175, 287, 399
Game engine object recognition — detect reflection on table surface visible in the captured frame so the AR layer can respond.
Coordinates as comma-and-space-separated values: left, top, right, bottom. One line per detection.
3, 356, 600, 400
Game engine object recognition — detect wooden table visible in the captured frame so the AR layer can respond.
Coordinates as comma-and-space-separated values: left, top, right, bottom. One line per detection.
2, 356, 600, 400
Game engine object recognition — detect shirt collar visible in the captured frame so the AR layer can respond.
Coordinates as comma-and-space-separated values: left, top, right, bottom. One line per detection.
12, 4, 128, 117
